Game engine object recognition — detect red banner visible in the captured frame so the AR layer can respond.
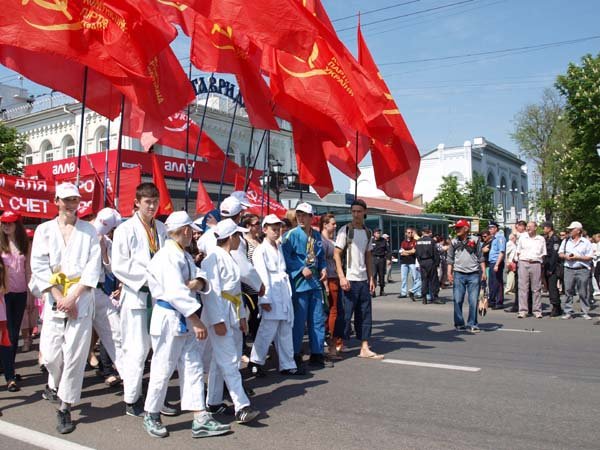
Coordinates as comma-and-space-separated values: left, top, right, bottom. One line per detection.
234, 174, 287, 218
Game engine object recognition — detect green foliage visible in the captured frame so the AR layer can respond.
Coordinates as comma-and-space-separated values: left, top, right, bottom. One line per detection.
555, 53, 600, 232
464, 173, 495, 219
424, 176, 472, 216
0, 123, 25, 176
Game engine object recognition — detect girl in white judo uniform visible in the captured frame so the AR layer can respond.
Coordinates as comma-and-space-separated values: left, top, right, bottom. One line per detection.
143, 211, 230, 439
250, 215, 304, 376
111, 183, 168, 416
29, 183, 101, 434
201, 218, 260, 424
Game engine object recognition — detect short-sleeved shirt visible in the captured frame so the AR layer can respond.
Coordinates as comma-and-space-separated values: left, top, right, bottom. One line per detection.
488, 234, 506, 263
559, 237, 593, 269
400, 239, 416, 265
335, 225, 372, 282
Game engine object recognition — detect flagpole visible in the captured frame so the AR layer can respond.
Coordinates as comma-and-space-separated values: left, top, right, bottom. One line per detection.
261, 129, 269, 217
114, 95, 126, 210
245, 129, 267, 191
244, 126, 255, 187
185, 73, 214, 213
216, 100, 239, 208
76, 66, 89, 184
183, 61, 193, 212
103, 116, 111, 207
266, 130, 271, 215
354, 130, 359, 199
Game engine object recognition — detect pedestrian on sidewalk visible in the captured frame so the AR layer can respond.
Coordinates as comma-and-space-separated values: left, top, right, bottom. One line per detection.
543, 221, 563, 317
397, 228, 420, 300
516, 222, 546, 319
415, 227, 442, 304
487, 222, 506, 309
371, 228, 390, 297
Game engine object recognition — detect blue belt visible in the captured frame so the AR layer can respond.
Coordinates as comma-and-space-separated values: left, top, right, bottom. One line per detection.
156, 300, 187, 333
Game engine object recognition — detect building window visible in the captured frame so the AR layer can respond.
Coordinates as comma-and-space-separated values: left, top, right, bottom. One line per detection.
62, 135, 76, 159
40, 140, 53, 163
24, 144, 33, 166
44, 152, 54, 162
95, 126, 108, 152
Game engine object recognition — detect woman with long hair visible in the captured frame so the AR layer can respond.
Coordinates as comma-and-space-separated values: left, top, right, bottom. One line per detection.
0, 211, 31, 391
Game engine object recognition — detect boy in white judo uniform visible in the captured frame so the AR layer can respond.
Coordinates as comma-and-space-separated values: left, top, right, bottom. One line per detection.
201, 218, 260, 424
143, 211, 230, 439
29, 182, 101, 434
111, 183, 172, 417
250, 215, 304, 377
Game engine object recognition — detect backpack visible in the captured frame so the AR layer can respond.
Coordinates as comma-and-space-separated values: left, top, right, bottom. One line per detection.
341, 224, 372, 274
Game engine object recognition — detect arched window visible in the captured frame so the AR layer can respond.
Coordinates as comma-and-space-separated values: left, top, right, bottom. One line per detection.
95, 126, 108, 152
24, 144, 33, 166
62, 135, 75, 159
448, 171, 464, 184
486, 172, 495, 187
40, 140, 53, 162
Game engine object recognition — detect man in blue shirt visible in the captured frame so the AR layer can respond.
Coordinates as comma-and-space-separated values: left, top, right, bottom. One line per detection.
281, 203, 330, 369
487, 222, 506, 309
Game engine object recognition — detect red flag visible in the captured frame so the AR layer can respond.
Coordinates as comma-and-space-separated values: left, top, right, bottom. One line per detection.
191, 17, 279, 130
233, 174, 287, 218
151, 153, 174, 215
358, 23, 420, 200
195, 179, 215, 215
155, 0, 196, 36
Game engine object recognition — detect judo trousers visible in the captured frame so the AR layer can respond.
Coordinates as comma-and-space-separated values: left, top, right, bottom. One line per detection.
250, 319, 296, 371
120, 304, 151, 404
93, 289, 124, 375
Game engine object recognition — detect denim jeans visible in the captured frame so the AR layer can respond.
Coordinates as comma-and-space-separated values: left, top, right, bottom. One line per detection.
292, 289, 325, 355
338, 280, 372, 341
453, 272, 481, 328
400, 264, 421, 296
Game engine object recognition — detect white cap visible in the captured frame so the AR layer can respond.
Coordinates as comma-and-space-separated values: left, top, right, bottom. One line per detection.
230, 191, 252, 207
55, 182, 81, 199
220, 196, 243, 217
566, 221, 583, 230
296, 202, 313, 215
193, 216, 204, 226
382, 233, 389, 239
93, 208, 122, 235
214, 218, 248, 239
262, 214, 283, 227
165, 211, 201, 233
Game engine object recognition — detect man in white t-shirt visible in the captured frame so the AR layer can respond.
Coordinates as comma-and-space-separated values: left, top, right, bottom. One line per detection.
333, 200, 383, 360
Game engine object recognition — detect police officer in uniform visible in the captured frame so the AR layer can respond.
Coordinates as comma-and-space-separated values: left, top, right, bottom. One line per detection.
543, 221, 562, 317
371, 228, 390, 297
415, 227, 442, 304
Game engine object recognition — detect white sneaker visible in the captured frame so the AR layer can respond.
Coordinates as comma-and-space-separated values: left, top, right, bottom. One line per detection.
561, 313, 572, 320
517, 311, 526, 318
582, 313, 592, 320
534, 311, 543, 319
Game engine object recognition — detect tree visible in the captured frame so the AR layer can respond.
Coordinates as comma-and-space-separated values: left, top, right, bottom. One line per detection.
510, 88, 571, 223
424, 176, 471, 216
0, 123, 25, 176
464, 173, 495, 220
555, 53, 600, 232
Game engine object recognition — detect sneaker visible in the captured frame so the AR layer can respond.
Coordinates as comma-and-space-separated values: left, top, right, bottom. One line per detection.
249, 362, 267, 378
379, 289, 385, 297
517, 312, 526, 318
468, 327, 480, 334
143, 413, 168, 438
235, 406, 260, 424
293, 353, 304, 369
280, 367, 306, 376
206, 403, 234, 415
455, 325, 467, 331
192, 414, 231, 438
56, 409, 75, 434
561, 313, 572, 320
125, 399, 145, 417
582, 313, 593, 320
309, 354, 333, 368
534, 312, 543, 319
160, 402, 179, 417
42, 385, 60, 404
397, 294, 407, 299
433, 298, 445, 305
408, 292, 415, 302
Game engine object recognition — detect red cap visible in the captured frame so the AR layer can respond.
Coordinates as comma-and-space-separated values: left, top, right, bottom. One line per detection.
25, 228, 34, 239
453, 219, 470, 229
0, 210, 21, 223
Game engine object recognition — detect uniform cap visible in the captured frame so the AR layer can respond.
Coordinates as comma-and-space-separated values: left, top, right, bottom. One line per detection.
214, 218, 248, 239
219, 196, 243, 217
55, 182, 81, 199
296, 202, 313, 215
262, 214, 283, 227
230, 191, 252, 207
165, 211, 201, 233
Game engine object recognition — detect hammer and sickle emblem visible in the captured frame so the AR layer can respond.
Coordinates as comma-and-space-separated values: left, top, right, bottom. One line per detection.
22, 0, 82, 31
157, 1, 188, 12
211, 24, 236, 52
278, 43, 328, 78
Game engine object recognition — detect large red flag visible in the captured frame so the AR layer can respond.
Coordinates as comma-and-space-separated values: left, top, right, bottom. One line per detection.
151, 153, 174, 215
358, 24, 420, 200
191, 17, 279, 130
155, 0, 195, 36
233, 174, 287, 218
195, 179, 215, 215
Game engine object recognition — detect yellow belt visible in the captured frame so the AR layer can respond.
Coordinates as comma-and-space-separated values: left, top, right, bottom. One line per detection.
221, 292, 255, 319
49, 273, 81, 296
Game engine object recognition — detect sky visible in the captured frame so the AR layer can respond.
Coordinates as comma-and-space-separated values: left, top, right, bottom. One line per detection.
1, 0, 599, 192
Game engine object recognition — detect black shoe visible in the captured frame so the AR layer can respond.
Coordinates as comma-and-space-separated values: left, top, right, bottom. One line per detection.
56, 409, 75, 434
280, 367, 306, 376
309, 354, 333, 369
42, 385, 60, 404
243, 383, 255, 397
249, 362, 267, 378
372, 292, 376, 298
433, 298, 445, 305
293, 353, 304, 369
160, 401, 179, 417
235, 406, 260, 424
492, 304, 504, 310
397, 294, 407, 299
206, 403, 234, 415
422, 298, 428, 305
505, 307, 518, 313
379, 289, 385, 297
409, 292, 415, 302
125, 399, 145, 417
14, 374, 22, 381
455, 325, 467, 331
7, 381, 19, 392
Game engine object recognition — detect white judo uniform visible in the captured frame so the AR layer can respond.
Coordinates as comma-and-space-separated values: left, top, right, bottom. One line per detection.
29, 218, 101, 404
250, 241, 296, 371
201, 246, 250, 412
144, 240, 209, 414
111, 213, 167, 404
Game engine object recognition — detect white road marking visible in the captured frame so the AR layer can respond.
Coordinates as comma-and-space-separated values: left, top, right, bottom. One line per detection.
492, 328, 542, 333
381, 359, 481, 372
0, 420, 96, 450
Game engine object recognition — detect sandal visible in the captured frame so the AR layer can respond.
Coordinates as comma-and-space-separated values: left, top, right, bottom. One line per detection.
7, 381, 20, 392
357, 352, 384, 360
105, 375, 121, 387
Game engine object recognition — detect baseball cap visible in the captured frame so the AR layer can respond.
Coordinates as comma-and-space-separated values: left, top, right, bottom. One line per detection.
296, 202, 313, 215
219, 196, 243, 217
93, 208, 122, 235
566, 221, 583, 230
453, 219, 470, 229
0, 210, 20, 223
55, 182, 81, 199
165, 211, 201, 233
214, 218, 248, 239
230, 191, 252, 207
262, 214, 283, 227
382, 233, 389, 239
488, 221, 499, 229
541, 221, 554, 229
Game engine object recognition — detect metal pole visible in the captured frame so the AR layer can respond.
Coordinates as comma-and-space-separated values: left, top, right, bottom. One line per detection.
114, 95, 126, 210
103, 116, 111, 207
216, 100, 239, 207
245, 129, 267, 191
244, 127, 255, 188
183, 62, 193, 212
354, 130, 359, 199
76, 66, 89, 184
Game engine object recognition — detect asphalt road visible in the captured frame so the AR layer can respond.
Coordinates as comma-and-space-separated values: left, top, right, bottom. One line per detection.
1, 282, 599, 450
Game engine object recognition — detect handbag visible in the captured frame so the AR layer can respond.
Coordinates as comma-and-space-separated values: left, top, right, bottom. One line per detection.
478, 285, 489, 317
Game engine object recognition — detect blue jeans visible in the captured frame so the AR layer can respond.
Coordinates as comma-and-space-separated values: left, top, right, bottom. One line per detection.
453, 272, 481, 328
400, 264, 421, 296
338, 280, 372, 341
292, 289, 325, 355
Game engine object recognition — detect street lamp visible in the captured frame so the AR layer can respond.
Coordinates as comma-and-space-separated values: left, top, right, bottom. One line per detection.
272, 160, 282, 203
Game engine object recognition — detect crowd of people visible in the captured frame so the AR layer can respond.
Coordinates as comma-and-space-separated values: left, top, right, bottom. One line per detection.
0, 184, 597, 439
0, 183, 383, 438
